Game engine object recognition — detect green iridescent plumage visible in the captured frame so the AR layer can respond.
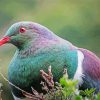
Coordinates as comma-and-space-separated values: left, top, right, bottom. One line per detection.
3, 22, 78, 97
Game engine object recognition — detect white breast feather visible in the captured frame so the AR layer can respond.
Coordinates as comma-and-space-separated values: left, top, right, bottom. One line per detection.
73, 50, 84, 86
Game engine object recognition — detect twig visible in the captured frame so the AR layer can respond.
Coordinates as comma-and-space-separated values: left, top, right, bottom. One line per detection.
40, 66, 54, 88
63, 68, 68, 79
0, 72, 40, 99
22, 87, 44, 100
0, 65, 54, 100
0, 83, 3, 100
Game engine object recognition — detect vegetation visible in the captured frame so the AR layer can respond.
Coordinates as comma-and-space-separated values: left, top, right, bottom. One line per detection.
1, 66, 100, 100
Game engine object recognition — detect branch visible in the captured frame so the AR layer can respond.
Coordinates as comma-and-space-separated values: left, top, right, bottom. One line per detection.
23, 87, 44, 100
40, 66, 54, 89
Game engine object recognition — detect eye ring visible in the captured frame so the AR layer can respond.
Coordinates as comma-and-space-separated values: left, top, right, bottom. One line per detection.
19, 27, 26, 33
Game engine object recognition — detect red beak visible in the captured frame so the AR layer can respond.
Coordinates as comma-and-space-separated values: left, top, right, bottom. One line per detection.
0, 36, 10, 46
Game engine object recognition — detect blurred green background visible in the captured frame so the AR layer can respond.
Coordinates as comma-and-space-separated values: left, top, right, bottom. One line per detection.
0, 0, 100, 99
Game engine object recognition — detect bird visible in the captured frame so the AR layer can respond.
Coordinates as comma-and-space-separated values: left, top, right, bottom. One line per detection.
0, 21, 100, 100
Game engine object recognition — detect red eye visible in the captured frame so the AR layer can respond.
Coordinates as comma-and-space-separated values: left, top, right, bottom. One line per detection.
19, 27, 26, 33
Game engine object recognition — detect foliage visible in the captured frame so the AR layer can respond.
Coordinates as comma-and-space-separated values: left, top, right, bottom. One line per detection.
44, 76, 100, 100
0, 67, 100, 100
20, 67, 100, 100
80, 88, 96, 97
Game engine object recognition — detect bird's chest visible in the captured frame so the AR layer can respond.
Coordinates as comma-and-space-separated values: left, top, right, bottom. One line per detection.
8, 50, 66, 87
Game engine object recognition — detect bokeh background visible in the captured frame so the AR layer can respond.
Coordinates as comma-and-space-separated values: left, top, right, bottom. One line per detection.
0, 0, 100, 99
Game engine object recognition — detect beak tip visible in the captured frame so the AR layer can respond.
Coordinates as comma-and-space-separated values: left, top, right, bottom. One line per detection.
0, 36, 10, 46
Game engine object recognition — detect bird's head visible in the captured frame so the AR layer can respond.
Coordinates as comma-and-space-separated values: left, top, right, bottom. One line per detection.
0, 21, 55, 49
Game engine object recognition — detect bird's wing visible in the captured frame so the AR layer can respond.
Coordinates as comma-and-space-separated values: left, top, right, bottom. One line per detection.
78, 48, 100, 80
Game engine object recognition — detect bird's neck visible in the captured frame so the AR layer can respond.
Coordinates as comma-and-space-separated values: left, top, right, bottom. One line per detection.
16, 37, 59, 58
16, 34, 75, 58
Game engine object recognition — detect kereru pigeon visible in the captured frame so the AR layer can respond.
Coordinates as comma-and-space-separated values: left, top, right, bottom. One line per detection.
0, 21, 100, 100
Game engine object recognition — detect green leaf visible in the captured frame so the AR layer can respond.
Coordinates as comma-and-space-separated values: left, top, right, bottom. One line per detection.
75, 95, 83, 100
80, 88, 95, 97
96, 93, 100, 100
